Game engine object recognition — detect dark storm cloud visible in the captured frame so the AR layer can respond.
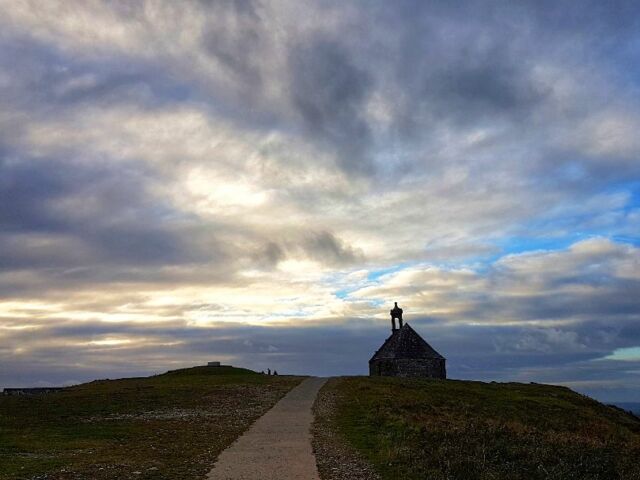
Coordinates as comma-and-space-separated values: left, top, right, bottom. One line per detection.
420, 52, 545, 125
0, 153, 205, 283
0, 37, 192, 114
523, 0, 640, 39
456, 284, 640, 323
0, 152, 77, 234
257, 242, 286, 267
288, 37, 374, 175
383, 27, 547, 138
280, 0, 639, 177
201, 0, 263, 89
301, 231, 364, 265
3, 0, 635, 181
256, 231, 363, 268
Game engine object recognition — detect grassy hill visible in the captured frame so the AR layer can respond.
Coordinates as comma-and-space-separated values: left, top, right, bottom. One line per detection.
314, 377, 640, 480
0, 366, 302, 480
615, 403, 640, 416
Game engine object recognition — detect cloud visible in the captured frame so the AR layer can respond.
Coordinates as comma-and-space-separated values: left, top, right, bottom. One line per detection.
352, 238, 640, 324
288, 36, 374, 175
0, 153, 202, 271
1, 238, 639, 403
0, 1, 639, 401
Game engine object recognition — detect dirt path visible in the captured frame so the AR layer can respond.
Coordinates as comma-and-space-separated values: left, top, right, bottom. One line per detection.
206, 376, 327, 480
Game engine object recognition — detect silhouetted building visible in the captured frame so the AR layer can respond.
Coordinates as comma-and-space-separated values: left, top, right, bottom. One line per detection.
369, 302, 446, 379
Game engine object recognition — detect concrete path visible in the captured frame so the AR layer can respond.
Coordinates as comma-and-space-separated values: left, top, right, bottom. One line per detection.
207, 377, 327, 480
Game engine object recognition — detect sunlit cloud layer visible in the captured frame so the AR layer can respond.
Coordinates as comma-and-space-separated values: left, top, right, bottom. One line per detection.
1, 0, 639, 402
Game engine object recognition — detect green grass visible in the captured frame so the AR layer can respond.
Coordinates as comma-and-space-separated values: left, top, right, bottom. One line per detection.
325, 377, 640, 480
0, 367, 303, 479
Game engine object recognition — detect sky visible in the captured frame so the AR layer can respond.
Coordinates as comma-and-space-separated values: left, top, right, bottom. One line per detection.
0, 0, 639, 403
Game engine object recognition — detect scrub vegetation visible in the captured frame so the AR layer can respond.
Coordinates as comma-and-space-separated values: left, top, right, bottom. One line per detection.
0, 366, 302, 479
316, 377, 640, 480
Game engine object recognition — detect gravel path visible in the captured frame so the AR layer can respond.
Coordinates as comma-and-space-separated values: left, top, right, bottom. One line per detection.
206, 377, 327, 480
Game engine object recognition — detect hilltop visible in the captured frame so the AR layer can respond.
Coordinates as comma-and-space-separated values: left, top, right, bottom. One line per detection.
313, 377, 640, 480
614, 402, 640, 416
3, 371, 639, 480
0, 366, 302, 480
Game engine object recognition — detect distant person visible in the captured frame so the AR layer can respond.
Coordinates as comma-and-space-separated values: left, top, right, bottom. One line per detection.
267, 368, 271, 375
273, 370, 278, 376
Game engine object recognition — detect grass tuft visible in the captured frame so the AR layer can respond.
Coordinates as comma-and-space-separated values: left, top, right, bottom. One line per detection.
324, 377, 640, 480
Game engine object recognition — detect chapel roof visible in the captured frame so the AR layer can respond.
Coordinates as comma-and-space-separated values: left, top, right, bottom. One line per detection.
369, 323, 445, 362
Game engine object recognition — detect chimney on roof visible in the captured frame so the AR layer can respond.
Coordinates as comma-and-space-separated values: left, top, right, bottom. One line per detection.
390, 302, 403, 332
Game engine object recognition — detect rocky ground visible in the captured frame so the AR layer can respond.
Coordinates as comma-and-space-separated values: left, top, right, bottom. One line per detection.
0, 368, 302, 480
311, 378, 380, 480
